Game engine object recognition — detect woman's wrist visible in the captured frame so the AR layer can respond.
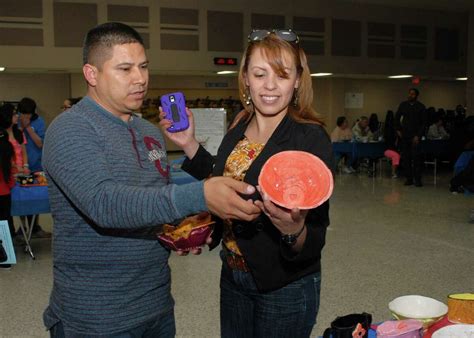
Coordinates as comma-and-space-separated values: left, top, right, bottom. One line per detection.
182, 139, 200, 160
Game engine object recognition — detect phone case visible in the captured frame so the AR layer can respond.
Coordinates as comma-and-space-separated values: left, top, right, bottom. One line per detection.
160, 92, 189, 133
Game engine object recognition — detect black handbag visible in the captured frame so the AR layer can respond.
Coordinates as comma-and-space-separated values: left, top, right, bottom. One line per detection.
0, 239, 8, 263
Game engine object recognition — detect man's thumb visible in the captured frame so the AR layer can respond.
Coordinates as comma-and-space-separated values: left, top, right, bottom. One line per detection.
231, 180, 256, 195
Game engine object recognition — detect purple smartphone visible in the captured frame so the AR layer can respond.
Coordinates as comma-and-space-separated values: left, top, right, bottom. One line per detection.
160, 92, 189, 133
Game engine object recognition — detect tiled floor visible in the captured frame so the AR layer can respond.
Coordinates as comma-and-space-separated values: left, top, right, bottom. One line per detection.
1, 170, 473, 337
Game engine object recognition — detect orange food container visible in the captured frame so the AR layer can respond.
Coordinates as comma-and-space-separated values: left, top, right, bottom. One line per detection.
447, 293, 474, 324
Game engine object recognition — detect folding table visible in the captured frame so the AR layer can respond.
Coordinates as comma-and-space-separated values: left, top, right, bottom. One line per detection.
10, 184, 50, 259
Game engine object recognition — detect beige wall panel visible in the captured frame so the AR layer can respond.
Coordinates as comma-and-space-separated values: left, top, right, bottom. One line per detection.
207, 11, 243, 52
332, 19, 361, 57
108, 5, 149, 23
160, 8, 198, 25
54, 2, 98, 47
160, 34, 198, 51
0, 28, 43, 46
0, 0, 42, 18
250, 14, 285, 29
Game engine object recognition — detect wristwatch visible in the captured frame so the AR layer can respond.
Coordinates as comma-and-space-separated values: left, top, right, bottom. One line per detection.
281, 225, 306, 246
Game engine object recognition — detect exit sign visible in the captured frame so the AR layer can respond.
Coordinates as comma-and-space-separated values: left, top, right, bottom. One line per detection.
213, 57, 238, 66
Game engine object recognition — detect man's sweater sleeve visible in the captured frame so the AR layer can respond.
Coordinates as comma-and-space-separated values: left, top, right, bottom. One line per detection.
43, 115, 207, 229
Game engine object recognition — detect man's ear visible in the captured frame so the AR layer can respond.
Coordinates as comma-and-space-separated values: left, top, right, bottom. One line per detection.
83, 64, 98, 87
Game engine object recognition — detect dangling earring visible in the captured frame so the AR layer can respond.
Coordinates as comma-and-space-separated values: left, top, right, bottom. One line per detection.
293, 89, 299, 107
243, 88, 252, 106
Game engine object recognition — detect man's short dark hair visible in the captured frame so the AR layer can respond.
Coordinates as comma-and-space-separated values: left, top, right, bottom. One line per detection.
336, 116, 346, 127
83, 22, 144, 67
17, 97, 37, 116
409, 88, 419, 97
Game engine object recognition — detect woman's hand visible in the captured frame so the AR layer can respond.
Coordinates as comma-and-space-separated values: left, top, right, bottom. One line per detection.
158, 107, 200, 159
254, 187, 308, 235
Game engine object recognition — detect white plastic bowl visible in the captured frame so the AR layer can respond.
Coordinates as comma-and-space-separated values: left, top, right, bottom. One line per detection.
389, 295, 448, 328
432, 324, 474, 338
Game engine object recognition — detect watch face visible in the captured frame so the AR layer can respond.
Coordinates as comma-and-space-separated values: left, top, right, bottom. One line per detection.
282, 234, 297, 246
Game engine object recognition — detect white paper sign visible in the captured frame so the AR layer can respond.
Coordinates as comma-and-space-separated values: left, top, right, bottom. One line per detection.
0, 220, 16, 265
345, 92, 364, 109
192, 108, 227, 156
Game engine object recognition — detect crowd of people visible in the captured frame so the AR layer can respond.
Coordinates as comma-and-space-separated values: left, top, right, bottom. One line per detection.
0, 97, 52, 269
331, 88, 473, 185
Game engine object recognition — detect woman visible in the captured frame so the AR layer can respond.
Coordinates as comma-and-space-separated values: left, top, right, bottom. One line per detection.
383, 110, 401, 178
161, 30, 332, 337
331, 116, 355, 173
0, 128, 16, 269
369, 113, 383, 140
0, 103, 29, 176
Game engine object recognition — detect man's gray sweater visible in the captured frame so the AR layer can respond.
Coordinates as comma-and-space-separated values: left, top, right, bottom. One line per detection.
43, 96, 207, 335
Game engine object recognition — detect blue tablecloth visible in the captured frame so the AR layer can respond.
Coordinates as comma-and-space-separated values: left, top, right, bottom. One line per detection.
10, 185, 50, 216
332, 141, 353, 155
420, 139, 450, 157
354, 142, 386, 159
332, 142, 387, 160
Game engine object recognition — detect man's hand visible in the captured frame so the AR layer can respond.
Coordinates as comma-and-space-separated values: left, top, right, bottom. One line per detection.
175, 236, 213, 256
19, 114, 31, 130
204, 177, 261, 221
159, 107, 199, 159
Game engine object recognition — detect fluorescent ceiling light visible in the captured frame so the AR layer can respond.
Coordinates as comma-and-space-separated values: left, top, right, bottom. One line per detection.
388, 74, 412, 79
456, 77, 468, 81
0, 67, 5, 72
311, 73, 333, 77
217, 71, 237, 75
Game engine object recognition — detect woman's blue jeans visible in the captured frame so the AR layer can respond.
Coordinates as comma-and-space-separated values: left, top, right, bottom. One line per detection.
220, 255, 321, 338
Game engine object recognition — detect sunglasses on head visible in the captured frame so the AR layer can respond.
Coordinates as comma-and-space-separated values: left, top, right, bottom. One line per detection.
247, 29, 299, 43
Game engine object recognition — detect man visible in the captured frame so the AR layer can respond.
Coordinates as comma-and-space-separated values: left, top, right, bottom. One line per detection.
395, 88, 427, 187
427, 117, 450, 140
43, 22, 260, 337
352, 116, 375, 176
351, 116, 373, 142
17, 97, 51, 238
331, 116, 355, 174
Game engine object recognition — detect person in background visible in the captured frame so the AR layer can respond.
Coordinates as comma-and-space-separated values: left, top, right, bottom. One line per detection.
395, 88, 427, 187
42, 22, 260, 337
0, 103, 29, 176
427, 117, 450, 140
331, 116, 355, 173
353, 116, 376, 176
383, 110, 401, 178
368, 113, 383, 141
352, 116, 373, 142
61, 97, 82, 112
16, 97, 50, 238
0, 128, 15, 269
163, 29, 333, 338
